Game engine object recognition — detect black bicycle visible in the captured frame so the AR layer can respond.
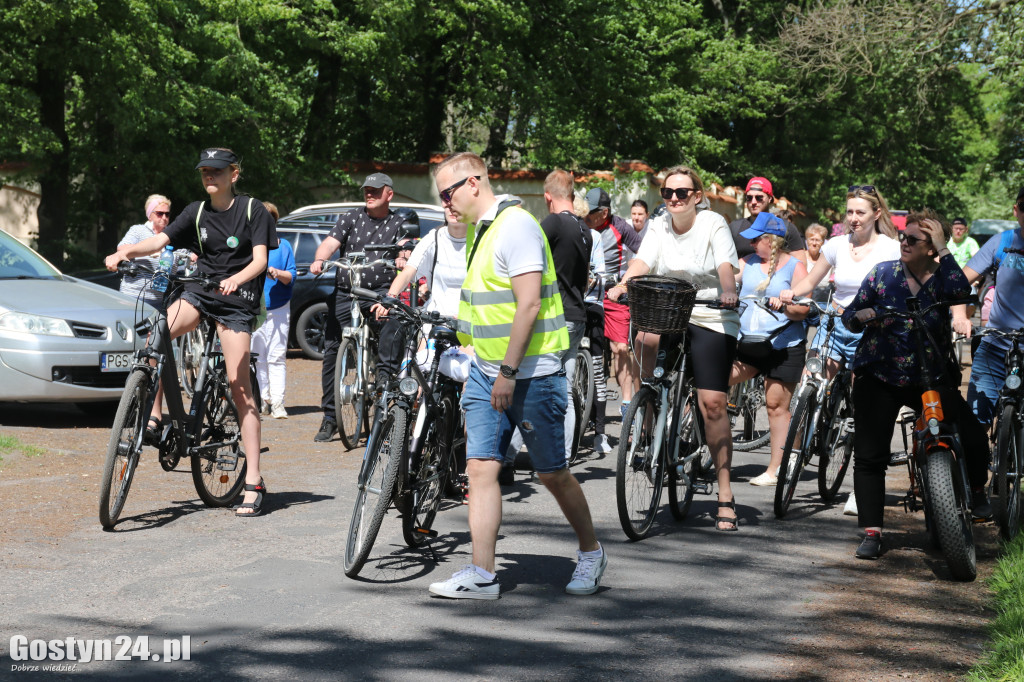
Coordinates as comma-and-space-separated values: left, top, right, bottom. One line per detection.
342, 287, 465, 577
98, 262, 260, 529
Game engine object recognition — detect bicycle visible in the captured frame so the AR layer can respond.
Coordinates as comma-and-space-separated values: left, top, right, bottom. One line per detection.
176, 320, 208, 398
343, 287, 465, 577
774, 298, 854, 518
98, 262, 261, 529
974, 326, 1024, 541
869, 297, 977, 581
615, 280, 732, 540
571, 263, 603, 461
320, 247, 396, 450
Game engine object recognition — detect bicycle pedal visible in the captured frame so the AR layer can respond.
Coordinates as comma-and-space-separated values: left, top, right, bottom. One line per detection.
889, 451, 909, 466
412, 527, 438, 538
692, 482, 713, 495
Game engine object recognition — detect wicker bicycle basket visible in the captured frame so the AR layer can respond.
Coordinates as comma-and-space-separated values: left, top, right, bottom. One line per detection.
626, 275, 699, 335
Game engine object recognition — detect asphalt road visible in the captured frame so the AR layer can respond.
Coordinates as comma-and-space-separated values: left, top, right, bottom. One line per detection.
0, 356, 987, 681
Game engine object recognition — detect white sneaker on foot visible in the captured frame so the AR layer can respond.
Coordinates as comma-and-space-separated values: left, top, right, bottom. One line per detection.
843, 494, 858, 516
594, 434, 612, 454
260, 400, 271, 416
428, 565, 500, 600
565, 548, 607, 595
749, 471, 778, 486
271, 402, 288, 419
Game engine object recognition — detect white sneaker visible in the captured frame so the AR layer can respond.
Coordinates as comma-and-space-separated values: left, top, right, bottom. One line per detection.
844, 494, 858, 516
271, 402, 288, 419
565, 548, 608, 595
428, 565, 500, 600
749, 471, 778, 486
594, 434, 612, 454
260, 400, 271, 416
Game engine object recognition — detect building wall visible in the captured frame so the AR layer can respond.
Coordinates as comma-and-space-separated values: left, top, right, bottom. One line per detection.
0, 182, 40, 246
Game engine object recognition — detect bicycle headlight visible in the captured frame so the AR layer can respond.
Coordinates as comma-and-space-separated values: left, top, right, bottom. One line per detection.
927, 417, 940, 435
805, 356, 823, 374
399, 377, 419, 397
1006, 374, 1022, 391
653, 367, 665, 379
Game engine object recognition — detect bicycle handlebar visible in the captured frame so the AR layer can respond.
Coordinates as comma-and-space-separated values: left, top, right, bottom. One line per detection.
116, 260, 217, 289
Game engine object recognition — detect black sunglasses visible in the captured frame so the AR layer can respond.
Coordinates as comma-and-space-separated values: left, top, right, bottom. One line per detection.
439, 175, 480, 204
848, 184, 877, 195
151, 211, 170, 218
1016, 199, 1024, 212
745, 193, 768, 203
898, 232, 929, 246
660, 187, 695, 201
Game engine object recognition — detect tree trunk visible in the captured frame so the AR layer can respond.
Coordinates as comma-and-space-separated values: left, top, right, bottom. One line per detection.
34, 53, 69, 267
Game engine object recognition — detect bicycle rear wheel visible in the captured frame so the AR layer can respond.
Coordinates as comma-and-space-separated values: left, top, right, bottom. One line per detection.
995, 404, 1023, 541
730, 376, 770, 451
818, 384, 853, 501
925, 447, 977, 581
574, 348, 594, 443
615, 387, 663, 540
402, 395, 456, 547
335, 337, 364, 451
178, 324, 205, 398
344, 406, 405, 577
190, 372, 247, 507
775, 387, 815, 518
99, 369, 149, 529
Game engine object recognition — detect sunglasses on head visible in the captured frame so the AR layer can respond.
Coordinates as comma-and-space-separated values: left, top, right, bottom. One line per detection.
848, 184, 877, 195
439, 175, 480, 204
152, 211, 170, 218
660, 187, 695, 201
898, 232, 929, 246
745, 193, 768, 203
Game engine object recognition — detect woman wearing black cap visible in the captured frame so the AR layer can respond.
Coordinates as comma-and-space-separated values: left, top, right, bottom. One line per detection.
105, 147, 276, 517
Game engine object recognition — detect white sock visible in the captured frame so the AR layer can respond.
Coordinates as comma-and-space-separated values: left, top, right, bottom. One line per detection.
473, 565, 496, 581
580, 543, 603, 558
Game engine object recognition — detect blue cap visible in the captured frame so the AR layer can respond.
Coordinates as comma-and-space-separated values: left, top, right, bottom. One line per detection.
740, 212, 787, 240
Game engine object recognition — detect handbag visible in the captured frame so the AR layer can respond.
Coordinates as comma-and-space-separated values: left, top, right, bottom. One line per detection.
738, 321, 794, 359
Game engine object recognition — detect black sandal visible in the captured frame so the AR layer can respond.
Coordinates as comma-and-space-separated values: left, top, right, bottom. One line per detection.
235, 479, 267, 518
716, 498, 739, 532
144, 417, 163, 445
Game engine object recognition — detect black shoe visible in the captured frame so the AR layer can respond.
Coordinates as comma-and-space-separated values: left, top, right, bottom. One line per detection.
314, 416, 337, 443
498, 465, 515, 487
855, 533, 882, 560
971, 490, 993, 520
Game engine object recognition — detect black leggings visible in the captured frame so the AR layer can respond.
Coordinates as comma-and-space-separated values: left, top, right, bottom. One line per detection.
852, 373, 989, 529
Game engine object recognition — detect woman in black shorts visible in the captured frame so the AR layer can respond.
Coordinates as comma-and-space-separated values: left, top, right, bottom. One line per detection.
105, 147, 276, 517
729, 212, 810, 486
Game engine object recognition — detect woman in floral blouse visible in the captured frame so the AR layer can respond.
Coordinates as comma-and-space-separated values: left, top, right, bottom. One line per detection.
840, 211, 989, 560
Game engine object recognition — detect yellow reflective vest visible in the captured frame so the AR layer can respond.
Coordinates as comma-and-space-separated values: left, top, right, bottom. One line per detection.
457, 204, 569, 362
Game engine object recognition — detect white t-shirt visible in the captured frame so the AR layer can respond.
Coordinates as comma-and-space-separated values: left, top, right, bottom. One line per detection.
635, 209, 740, 336
406, 225, 466, 317
471, 198, 562, 379
585, 228, 606, 304
822, 233, 901, 307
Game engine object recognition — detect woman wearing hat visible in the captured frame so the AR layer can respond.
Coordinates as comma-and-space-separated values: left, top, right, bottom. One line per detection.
730, 212, 810, 486
104, 147, 277, 517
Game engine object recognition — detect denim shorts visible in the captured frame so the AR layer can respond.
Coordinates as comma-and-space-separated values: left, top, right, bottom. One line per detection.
462, 363, 568, 473
811, 315, 861, 365
967, 339, 1005, 425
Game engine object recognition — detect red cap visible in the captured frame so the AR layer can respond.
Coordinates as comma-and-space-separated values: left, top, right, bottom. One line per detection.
745, 177, 773, 197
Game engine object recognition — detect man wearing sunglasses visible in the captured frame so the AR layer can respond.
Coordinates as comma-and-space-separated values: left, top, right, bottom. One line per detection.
309, 172, 407, 442
584, 187, 645, 415
728, 177, 806, 264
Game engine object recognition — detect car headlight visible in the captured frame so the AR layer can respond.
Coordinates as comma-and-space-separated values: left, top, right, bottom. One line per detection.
0, 311, 74, 337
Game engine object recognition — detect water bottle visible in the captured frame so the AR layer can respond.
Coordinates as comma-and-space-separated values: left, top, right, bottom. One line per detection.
152, 245, 173, 293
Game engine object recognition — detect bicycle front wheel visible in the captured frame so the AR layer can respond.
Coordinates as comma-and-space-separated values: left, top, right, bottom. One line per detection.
730, 377, 770, 451
574, 348, 594, 443
335, 337, 364, 451
615, 387, 663, 540
99, 369, 149, 529
818, 386, 853, 501
925, 448, 977, 581
775, 387, 815, 518
344, 406, 405, 577
995, 404, 1023, 541
190, 373, 247, 507
178, 325, 204, 398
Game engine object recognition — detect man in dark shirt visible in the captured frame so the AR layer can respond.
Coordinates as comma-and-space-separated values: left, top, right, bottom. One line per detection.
729, 177, 806, 263
309, 173, 406, 442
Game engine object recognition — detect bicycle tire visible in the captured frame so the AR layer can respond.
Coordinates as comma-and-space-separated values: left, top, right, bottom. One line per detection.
574, 349, 594, 443
995, 404, 1023, 541
668, 389, 701, 521
344, 406, 405, 577
178, 324, 205, 398
924, 447, 977, 581
775, 387, 815, 518
615, 387, 663, 540
569, 385, 583, 465
818, 385, 853, 501
335, 337, 364, 451
731, 377, 770, 451
99, 369, 149, 529
402, 395, 456, 547
190, 372, 247, 507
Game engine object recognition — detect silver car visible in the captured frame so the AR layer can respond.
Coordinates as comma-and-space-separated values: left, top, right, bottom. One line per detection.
0, 228, 150, 408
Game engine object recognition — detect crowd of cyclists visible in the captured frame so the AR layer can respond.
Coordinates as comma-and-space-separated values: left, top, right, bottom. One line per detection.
105, 145, 1024, 595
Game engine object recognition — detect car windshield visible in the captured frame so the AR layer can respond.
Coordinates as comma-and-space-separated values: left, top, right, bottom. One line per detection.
0, 231, 63, 280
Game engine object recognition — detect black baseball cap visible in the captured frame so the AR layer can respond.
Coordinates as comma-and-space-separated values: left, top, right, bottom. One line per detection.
195, 148, 238, 169
952, 217, 967, 226
361, 173, 393, 189
585, 188, 611, 213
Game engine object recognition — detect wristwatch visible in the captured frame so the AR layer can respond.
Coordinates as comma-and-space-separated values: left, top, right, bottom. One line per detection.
499, 364, 519, 379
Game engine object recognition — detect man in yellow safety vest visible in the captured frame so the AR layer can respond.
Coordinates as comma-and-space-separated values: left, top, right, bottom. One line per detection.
427, 152, 607, 600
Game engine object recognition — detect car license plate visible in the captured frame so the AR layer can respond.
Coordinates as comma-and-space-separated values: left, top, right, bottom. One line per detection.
101, 352, 132, 372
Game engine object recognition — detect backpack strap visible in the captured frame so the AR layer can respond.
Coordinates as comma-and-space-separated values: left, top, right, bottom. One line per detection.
195, 202, 205, 254
993, 228, 1015, 269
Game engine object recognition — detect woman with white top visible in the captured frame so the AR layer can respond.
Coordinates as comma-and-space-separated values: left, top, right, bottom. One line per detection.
380, 210, 467, 318
608, 166, 742, 531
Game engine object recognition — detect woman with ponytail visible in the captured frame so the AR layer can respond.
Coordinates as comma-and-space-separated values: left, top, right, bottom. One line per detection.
731, 212, 810, 485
